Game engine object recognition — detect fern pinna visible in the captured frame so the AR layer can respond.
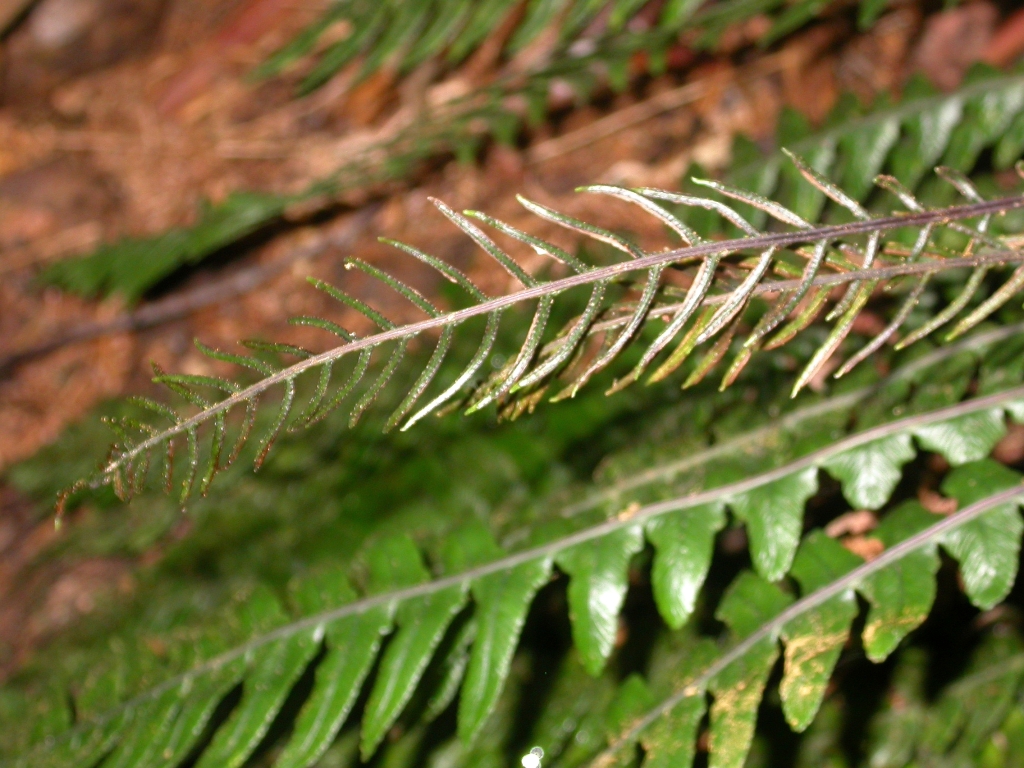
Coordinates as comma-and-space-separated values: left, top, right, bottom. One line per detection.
255, 0, 870, 96
726, 65, 1024, 221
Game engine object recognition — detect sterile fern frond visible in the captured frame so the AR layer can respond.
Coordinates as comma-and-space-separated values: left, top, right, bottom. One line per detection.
590, 475, 1024, 768
60, 157, 1024, 512
258, 0, 853, 97
564, 317, 1024, 521
13, 377, 1024, 768
860, 634, 1024, 767
727, 65, 1024, 222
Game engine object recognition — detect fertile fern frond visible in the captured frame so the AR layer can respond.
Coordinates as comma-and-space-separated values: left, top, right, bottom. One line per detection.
13, 378, 1024, 768
61, 157, 1024, 512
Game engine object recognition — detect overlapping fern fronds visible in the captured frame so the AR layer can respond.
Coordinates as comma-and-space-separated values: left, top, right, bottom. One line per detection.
847, 634, 1024, 767
11, 5, 1024, 768
590, 471, 1024, 768
61, 155, 1024, 513
9, 374, 1024, 767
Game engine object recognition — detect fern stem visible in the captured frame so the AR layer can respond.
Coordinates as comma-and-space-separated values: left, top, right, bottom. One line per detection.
97, 196, 1024, 483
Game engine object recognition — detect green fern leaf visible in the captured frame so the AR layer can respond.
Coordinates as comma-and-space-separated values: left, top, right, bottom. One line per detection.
148, 658, 248, 768
277, 569, 392, 768
709, 572, 792, 768
557, 526, 645, 676
858, 501, 940, 662
821, 434, 916, 510
637, 693, 705, 768
100, 686, 182, 768
360, 584, 468, 758
938, 460, 1024, 609
359, 535, 469, 758
459, 557, 552, 743
779, 532, 861, 732
195, 630, 320, 768
422, 617, 477, 724
645, 501, 726, 629
911, 408, 1008, 466
728, 468, 818, 582
44, 711, 129, 768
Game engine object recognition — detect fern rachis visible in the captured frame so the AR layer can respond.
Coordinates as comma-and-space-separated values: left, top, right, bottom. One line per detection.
9, 239, 1024, 764
594, 481, 1024, 767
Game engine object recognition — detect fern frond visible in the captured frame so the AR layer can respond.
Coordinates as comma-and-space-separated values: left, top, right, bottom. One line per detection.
16, 379, 1024, 768
257, 0, 843, 96
860, 634, 1024, 766
561, 321, 991, 518
727, 66, 1024, 222
67, 158, 1024, 510
592, 477, 1024, 768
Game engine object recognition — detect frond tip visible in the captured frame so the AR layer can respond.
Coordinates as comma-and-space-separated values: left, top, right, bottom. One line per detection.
67, 157, 1024, 508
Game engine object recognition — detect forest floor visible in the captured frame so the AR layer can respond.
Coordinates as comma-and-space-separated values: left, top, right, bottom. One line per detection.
0, 0, 1021, 680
